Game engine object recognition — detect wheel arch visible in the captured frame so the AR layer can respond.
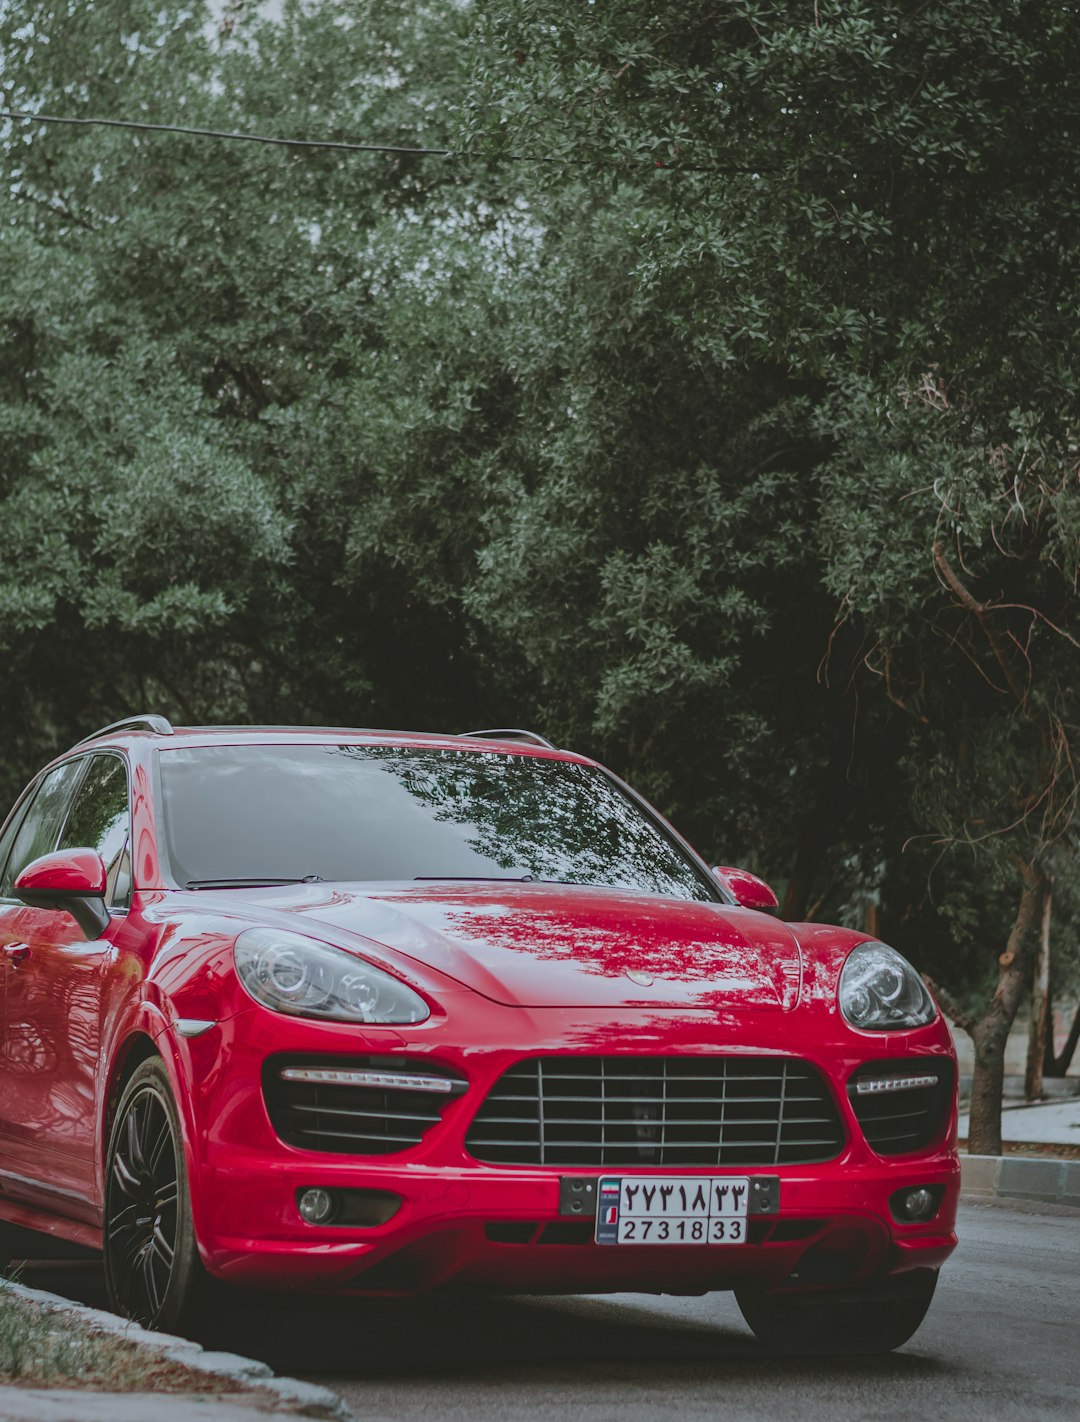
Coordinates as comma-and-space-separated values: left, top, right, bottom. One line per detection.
100, 1026, 204, 1208
100, 1025, 214, 1266
102, 1031, 161, 1158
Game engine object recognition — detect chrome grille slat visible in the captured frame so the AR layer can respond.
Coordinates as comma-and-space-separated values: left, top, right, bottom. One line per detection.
477, 1093, 827, 1106
289, 1103, 443, 1124
856, 1107, 933, 1124
531, 1114, 836, 1127
466, 1056, 844, 1167
291, 1127, 430, 1145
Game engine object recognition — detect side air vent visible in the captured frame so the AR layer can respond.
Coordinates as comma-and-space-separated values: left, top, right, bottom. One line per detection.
848, 1060, 954, 1156
264, 1056, 467, 1155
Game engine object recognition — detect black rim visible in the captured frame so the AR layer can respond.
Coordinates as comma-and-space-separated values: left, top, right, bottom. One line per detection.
106, 1084, 179, 1324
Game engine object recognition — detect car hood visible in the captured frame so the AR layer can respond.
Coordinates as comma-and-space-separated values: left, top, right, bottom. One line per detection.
248, 881, 803, 1011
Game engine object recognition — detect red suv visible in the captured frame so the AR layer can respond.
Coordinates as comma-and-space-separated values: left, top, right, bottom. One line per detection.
0, 719, 958, 1353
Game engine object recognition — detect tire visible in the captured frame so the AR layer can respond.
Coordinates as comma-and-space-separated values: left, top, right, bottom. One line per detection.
736, 1269, 939, 1356
0, 1220, 15, 1274
103, 1057, 206, 1330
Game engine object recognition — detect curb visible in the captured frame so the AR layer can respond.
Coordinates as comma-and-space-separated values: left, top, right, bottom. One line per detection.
961, 1153, 1080, 1209
0, 1278, 353, 1421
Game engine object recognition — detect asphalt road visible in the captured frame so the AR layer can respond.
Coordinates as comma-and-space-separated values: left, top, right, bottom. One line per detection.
16, 1200, 1080, 1422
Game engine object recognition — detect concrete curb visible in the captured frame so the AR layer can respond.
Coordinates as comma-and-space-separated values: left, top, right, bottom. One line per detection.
0, 1278, 353, 1421
961, 1153, 1080, 1209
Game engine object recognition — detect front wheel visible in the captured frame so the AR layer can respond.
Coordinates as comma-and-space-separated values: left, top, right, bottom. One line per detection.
736, 1269, 939, 1356
103, 1057, 205, 1330
0, 1220, 15, 1275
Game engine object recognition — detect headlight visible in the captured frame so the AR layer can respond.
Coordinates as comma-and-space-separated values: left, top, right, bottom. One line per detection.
838, 941, 936, 1031
233, 928, 429, 1024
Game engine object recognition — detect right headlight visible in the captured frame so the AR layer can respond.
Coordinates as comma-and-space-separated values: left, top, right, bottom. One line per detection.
839, 941, 936, 1031
234, 928, 430, 1024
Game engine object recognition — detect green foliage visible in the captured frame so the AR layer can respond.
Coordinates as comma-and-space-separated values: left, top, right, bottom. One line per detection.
457, 0, 1080, 987
1, 0, 1078, 1013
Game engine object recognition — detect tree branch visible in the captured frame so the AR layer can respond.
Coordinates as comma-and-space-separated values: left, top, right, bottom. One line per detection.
932, 541, 1030, 706
923, 975, 976, 1035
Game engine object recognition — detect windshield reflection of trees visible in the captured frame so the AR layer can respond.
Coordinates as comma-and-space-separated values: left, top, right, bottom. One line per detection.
342, 747, 712, 903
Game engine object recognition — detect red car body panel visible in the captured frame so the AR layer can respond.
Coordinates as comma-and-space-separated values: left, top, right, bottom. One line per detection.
250, 881, 802, 1010
0, 727, 960, 1301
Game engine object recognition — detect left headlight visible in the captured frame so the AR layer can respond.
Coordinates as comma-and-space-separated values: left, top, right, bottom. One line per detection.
233, 928, 430, 1024
839, 941, 936, 1031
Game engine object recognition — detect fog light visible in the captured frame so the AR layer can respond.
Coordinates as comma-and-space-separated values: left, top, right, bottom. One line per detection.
890, 1185, 940, 1223
298, 1187, 337, 1224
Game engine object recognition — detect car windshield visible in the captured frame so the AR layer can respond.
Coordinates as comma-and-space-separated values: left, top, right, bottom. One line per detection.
157, 743, 718, 903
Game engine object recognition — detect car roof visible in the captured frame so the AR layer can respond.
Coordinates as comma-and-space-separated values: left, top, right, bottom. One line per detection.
71, 724, 595, 766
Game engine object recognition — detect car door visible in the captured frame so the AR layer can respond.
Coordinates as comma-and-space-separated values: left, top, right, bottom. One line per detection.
0, 761, 87, 1159
0, 754, 128, 1216
0, 781, 38, 1099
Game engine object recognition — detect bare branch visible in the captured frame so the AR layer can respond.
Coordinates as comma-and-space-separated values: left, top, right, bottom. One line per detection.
932, 541, 1030, 706
931, 620, 1012, 696
990, 602, 1080, 652
863, 642, 930, 722
924, 976, 976, 1035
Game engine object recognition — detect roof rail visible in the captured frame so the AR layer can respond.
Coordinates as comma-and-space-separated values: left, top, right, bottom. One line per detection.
459, 727, 557, 751
75, 714, 175, 746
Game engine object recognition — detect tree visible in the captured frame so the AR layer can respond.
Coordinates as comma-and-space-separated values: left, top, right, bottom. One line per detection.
0, 0, 513, 791
459, 0, 1080, 1151
818, 384, 1079, 1150
2, 0, 1078, 1153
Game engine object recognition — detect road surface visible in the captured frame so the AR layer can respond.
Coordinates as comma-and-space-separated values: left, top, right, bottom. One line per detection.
17, 1200, 1080, 1421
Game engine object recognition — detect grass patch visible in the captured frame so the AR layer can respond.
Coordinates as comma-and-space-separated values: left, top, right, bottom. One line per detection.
960, 1140, 1080, 1160
0, 1281, 244, 1393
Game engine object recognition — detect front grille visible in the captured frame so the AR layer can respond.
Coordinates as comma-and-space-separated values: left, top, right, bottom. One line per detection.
465, 1057, 845, 1167
849, 1060, 954, 1156
264, 1056, 466, 1155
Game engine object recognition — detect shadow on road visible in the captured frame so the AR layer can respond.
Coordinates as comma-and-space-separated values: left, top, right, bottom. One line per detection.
13, 1257, 956, 1390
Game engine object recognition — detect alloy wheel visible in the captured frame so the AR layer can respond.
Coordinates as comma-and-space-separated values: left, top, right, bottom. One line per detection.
105, 1079, 181, 1325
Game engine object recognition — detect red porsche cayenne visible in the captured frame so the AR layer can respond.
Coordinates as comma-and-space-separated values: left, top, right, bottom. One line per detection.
0, 720, 958, 1352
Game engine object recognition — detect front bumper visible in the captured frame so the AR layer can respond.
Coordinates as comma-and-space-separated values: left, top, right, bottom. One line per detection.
177, 1000, 960, 1296
204, 1151, 958, 1295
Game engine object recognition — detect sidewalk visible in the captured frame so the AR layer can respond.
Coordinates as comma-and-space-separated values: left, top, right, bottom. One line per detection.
959, 1089, 1080, 1146
959, 1093, 1080, 1209
0, 1277, 354, 1422
0, 1390, 320, 1422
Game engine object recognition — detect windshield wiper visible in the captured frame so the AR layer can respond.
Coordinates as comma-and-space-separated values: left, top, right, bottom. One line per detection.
184, 876, 325, 890
413, 874, 536, 882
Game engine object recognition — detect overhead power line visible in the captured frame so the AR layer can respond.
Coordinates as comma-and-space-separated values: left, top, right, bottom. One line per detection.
0, 108, 767, 174
0, 108, 456, 157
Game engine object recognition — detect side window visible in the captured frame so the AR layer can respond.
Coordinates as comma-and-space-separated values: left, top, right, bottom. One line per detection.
1, 760, 87, 898
0, 785, 37, 892
59, 755, 132, 909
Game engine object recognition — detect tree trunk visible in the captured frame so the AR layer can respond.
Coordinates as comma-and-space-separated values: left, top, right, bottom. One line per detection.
967, 865, 1047, 1156
1045, 1002, 1080, 1078
1024, 884, 1052, 1101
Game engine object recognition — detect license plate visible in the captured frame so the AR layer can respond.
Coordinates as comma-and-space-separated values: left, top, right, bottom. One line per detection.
595, 1175, 750, 1245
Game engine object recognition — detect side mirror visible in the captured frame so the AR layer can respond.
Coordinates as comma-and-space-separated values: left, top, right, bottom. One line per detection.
14, 849, 110, 939
713, 865, 780, 912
